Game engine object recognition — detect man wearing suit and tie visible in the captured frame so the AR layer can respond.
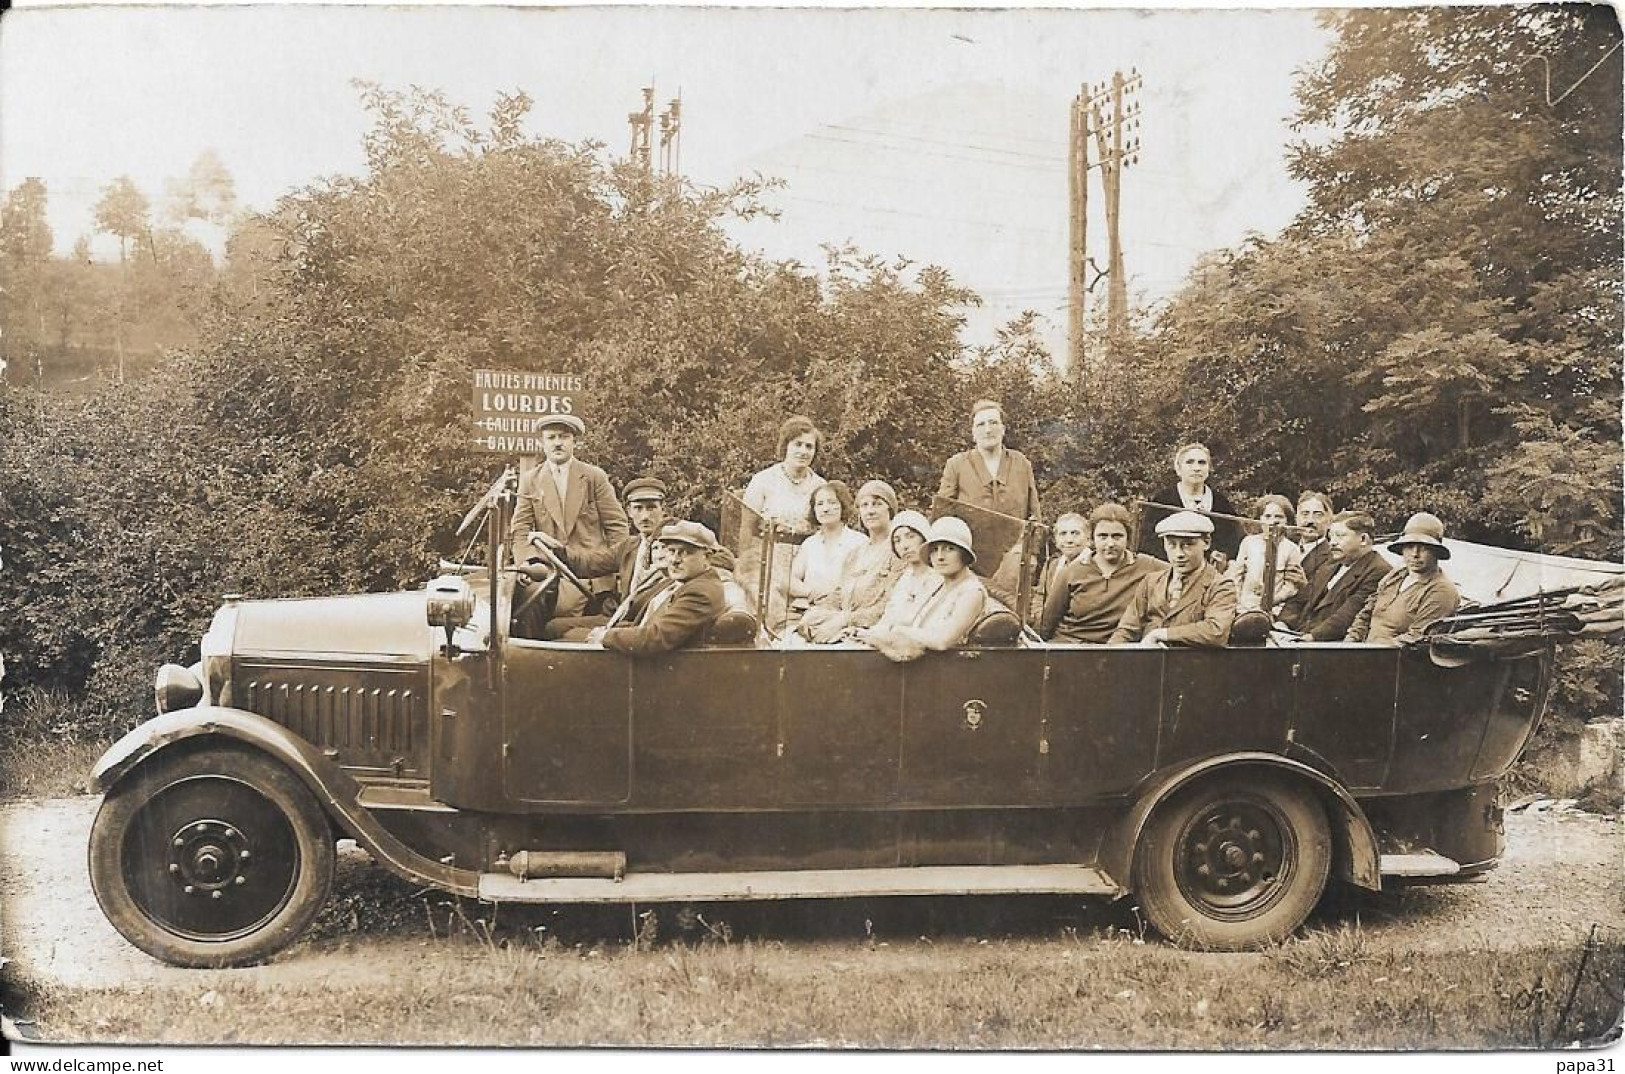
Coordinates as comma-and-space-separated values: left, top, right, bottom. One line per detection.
1292, 491, 1336, 588
510, 413, 630, 618
588, 522, 727, 655
1280, 511, 1389, 642
1110, 511, 1237, 647
540, 475, 668, 639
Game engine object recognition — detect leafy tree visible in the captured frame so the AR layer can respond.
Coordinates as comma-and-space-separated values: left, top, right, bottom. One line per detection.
1122, 6, 1621, 555
1, 178, 54, 379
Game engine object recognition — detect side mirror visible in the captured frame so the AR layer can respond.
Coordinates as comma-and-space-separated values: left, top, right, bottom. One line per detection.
426, 575, 477, 656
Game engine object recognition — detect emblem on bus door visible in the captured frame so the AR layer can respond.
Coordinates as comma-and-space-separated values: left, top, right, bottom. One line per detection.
963, 699, 987, 731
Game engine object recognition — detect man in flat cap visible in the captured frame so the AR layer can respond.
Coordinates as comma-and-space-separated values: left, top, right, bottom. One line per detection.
1110, 510, 1237, 647
510, 413, 629, 619
588, 521, 727, 655
541, 475, 670, 639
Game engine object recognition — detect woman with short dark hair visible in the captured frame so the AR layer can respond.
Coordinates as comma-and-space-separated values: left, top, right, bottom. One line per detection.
738, 415, 825, 630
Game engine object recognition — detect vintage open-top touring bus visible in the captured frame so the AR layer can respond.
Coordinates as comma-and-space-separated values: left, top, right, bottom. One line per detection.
87, 471, 1591, 967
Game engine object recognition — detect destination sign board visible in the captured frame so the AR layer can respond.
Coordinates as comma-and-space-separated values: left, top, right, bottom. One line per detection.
470, 369, 584, 454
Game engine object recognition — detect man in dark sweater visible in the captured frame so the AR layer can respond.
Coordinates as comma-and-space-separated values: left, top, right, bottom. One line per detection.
1039, 503, 1167, 644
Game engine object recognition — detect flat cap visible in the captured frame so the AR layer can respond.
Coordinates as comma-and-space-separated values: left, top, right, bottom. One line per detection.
655, 520, 719, 553
537, 414, 585, 435
623, 477, 668, 503
1155, 511, 1214, 538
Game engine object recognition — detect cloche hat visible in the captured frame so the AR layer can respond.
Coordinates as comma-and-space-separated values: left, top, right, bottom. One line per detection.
923, 516, 977, 566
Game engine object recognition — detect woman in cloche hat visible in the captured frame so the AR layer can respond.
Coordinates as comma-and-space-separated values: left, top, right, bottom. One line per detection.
1346, 512, 1461, 644
857, 516, 988, 662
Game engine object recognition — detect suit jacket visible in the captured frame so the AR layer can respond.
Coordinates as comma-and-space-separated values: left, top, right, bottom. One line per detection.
1299, 539, 1333, 585
1138, 485, 1241, 560
602, 569, 726, 655
937, 448, 1041, 522
1283, 548, 1388, 641
510, 458, 629, 569
1109, 562, 1237, 647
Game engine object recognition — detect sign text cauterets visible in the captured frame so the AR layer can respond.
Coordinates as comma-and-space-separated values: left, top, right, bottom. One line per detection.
470, 370, 585, 454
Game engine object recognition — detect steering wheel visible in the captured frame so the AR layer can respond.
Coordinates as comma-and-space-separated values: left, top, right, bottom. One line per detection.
524, 537, 594, 600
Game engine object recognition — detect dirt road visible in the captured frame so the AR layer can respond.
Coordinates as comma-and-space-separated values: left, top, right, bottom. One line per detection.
2, 795, 1620, 991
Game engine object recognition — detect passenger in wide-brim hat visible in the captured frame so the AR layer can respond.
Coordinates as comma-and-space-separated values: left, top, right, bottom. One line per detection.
1347, 512, 1460, 644
1387, 512, 1452, 560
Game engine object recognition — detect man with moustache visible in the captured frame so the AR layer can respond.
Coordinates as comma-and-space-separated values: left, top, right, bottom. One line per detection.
1291, 491, 1336, 587
1279, 511, 1390, 642
1110, 511, 1237, 647
1039, 504, 1167, 644
541, 475, 670, 640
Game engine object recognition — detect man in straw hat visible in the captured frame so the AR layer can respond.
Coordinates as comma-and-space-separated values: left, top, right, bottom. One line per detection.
587, 521, 727, 655
1347, 512, 1461, 644
1110, 510, 1237, 647
510, 413, 629, 618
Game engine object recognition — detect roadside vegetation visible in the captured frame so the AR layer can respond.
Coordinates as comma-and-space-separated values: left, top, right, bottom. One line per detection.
10, 906, 1620, 1048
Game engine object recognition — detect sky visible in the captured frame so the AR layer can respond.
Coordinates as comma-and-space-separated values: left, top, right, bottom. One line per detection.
0, 3, 1333, 350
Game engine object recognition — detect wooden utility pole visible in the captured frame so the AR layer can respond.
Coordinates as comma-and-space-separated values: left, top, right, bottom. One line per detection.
1079, 69, 1142, 348
1067, 89, 1089, 379
658, 93, 682, 174
627, 86, 655, 172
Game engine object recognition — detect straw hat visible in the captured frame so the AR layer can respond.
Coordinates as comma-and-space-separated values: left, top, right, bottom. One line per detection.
923, 516, 977, 566
1388, 513, 1451, 560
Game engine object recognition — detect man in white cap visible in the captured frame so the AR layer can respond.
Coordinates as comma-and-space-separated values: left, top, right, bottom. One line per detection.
510, 413, 629, 618
1110, 510, 1237, 647
588, 521, 726, 655
1347, 512, 1460, 644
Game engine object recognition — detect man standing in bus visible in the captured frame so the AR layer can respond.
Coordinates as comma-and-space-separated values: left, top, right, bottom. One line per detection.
1110, 511, 1236, 647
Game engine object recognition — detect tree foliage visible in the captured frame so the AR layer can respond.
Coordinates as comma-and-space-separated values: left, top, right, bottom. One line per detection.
1105, 6, 1622, 554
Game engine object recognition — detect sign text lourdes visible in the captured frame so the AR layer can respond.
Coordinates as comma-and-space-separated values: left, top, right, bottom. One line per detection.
470, 369, 585, 454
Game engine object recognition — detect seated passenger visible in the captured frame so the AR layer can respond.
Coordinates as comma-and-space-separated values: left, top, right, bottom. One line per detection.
587, 522, 727, 655
1227, 494, 1307, 617
857, 516, 987, 662
1039, 503, 1167, 644
1346, 513, 1461, 644
788, 481, 867, 623
1035, 511, 1090, 615
1279, 511, 1388, 641
800, 480, 902, 643
863, 510, 941, 633
1109, 511, 1237, 647
542, 475, 670, 640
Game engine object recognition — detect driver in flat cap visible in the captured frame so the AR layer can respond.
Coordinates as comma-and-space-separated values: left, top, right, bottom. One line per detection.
510, 413, 629, 618
1109, 511, 1237, 647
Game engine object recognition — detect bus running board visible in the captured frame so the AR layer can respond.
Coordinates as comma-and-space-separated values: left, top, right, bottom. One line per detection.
479, 864, 1121, 904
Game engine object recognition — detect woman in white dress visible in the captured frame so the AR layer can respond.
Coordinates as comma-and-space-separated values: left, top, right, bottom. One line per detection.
858, 516, 987, 662
738, 415, 823, 630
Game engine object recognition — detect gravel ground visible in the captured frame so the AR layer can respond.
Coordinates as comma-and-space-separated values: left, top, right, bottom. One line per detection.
1, 795, 1619, 991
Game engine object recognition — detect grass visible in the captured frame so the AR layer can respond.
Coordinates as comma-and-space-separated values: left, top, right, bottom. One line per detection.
0, 688, 113, 799
7, 897, 1623, 1049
